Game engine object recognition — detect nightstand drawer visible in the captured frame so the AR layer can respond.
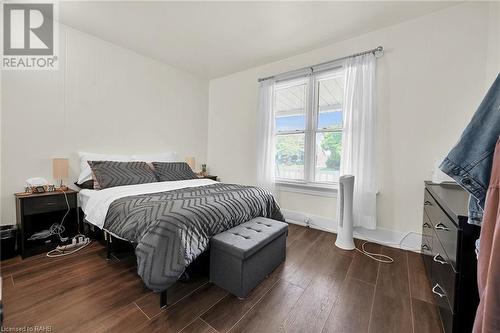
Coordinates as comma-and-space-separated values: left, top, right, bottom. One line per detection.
23, 195, 75, 215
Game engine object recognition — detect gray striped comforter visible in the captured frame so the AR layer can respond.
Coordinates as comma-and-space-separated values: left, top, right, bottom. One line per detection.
104, 183, 284, 292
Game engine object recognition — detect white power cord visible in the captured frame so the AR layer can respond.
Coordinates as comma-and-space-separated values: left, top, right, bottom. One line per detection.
46, 236, 91, 257
356, 241, 394, 263
28, 189, 70, 242
45, 189, 91, 257
354, 231, 422, 264
293, 217, 422, 264
52, 189, 70, 242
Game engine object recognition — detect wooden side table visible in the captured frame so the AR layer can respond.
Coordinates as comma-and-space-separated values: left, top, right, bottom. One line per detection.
15, 189, 79, 258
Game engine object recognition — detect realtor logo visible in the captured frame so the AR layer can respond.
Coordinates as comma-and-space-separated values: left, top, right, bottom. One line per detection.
2, 2, 58, 70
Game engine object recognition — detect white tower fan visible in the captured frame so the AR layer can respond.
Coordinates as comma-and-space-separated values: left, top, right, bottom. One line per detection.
335, 175, 355, 250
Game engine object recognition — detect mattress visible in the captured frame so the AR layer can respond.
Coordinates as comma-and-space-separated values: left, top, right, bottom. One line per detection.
78, 188, 95, 218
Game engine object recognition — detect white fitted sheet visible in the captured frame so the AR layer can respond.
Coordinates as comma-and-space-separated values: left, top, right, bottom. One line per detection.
78, 179, 217, 229
78, 188, 94, 214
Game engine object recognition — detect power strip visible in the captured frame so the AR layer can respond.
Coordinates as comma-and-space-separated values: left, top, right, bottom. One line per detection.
56, 235, 90, 251
47, 235, 92, 258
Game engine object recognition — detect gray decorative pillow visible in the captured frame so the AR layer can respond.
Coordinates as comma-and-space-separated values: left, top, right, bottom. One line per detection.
152, 162, 198, 182
87, 161, 157, 190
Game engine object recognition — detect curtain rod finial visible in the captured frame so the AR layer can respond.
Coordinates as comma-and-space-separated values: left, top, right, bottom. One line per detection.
374, 46, 384, 58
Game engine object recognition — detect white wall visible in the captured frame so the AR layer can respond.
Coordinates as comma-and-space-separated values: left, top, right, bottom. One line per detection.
1, 24, 209, 225
207, 3, 494, 234
486, 1, 500, 86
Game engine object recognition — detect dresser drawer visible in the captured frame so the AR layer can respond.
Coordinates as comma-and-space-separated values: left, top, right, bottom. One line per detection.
424, 190, 460, 271
430, 231, 457, 312
23, 195, 75, 215
422, 211, 433, 238
421, 235, 433, 276
423, 189, 436, 216
438, 303, 454, 333
421, 212, 434, 275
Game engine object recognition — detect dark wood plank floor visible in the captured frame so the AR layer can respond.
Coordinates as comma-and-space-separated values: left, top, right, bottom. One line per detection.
1, 224, 443, 333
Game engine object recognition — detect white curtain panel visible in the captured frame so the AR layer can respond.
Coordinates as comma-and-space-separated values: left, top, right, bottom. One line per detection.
340, 54, 377, 229
256, 79, 276, 195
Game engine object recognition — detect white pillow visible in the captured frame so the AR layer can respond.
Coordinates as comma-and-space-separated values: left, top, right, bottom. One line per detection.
131, 152, 178, 163
77, 152, 131, 184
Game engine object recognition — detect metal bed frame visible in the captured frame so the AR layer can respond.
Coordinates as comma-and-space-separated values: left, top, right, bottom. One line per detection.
102, 229, 168, 309
81, 207, 196, 310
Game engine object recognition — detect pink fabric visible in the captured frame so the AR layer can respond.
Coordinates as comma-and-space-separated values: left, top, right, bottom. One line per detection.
474, 138, 500, 333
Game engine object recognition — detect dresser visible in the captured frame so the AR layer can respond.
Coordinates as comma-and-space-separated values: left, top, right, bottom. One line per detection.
421, 182, 480, 333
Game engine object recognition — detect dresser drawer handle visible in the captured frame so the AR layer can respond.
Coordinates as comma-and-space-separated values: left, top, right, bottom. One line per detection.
435, 223, 450, 231
432, 284, 446, 298
421, 244, 430, 251
423, 222, 431, 228
424, 200, 433, 206
433, 253, 447, 264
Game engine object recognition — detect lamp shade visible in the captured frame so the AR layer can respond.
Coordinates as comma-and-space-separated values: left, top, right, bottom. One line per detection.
185, 157, 196, 170
53, 158, 69, 180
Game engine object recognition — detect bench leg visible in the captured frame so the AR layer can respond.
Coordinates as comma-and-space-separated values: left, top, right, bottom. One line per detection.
160, 290, 168, 309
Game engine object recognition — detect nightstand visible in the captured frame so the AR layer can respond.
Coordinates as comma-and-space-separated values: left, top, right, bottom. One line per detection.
201, 175, 218, 181
15, 189, 79, 258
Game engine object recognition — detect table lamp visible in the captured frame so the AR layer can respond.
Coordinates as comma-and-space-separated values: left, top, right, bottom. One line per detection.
185, 157, 196, 171
53, 158, 69, 190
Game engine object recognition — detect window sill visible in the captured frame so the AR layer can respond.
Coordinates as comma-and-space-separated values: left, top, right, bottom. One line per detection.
276, 181, 338, 197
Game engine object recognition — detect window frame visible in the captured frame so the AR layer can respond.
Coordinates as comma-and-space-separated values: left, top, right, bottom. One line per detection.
274, 77, 309, 183
274, 66, 344, 189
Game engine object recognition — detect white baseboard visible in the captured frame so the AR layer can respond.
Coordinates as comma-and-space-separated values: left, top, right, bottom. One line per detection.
281, 208, 422, 252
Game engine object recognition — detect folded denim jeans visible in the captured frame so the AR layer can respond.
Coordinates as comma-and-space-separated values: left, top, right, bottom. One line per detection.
440, 74, 500, 225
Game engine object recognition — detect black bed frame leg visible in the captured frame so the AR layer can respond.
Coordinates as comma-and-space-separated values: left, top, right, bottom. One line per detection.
106, 232, 111, 261
160, 290, 167, 309
179, 271, 190, 282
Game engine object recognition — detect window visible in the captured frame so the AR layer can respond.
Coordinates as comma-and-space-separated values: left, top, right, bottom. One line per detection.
274, 67, 344, 185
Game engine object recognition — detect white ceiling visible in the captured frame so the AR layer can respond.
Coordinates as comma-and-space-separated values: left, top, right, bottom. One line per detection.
59, 1, 458, 79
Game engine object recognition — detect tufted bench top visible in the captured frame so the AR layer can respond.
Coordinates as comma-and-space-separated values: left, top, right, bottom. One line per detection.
211, 217, 288, 259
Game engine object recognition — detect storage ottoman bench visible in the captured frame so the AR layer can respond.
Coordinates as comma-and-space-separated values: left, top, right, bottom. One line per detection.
210, 217, 288, 298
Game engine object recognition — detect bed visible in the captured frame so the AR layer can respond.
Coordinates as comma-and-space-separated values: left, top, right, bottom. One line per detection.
78, 177, 284, 306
